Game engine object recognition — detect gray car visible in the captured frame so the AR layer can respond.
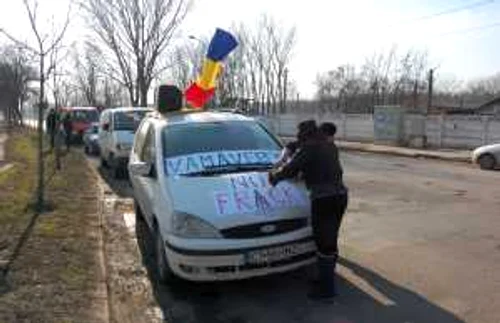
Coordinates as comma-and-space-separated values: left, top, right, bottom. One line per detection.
83, 123, 100, 155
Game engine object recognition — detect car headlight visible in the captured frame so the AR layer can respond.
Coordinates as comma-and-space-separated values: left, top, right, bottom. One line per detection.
171, 212, 222, 239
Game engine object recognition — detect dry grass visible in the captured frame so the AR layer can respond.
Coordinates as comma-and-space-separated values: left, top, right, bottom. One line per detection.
0, 130, 107, 323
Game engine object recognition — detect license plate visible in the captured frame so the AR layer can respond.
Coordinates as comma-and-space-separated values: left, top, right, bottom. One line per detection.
245, 241, 316, 265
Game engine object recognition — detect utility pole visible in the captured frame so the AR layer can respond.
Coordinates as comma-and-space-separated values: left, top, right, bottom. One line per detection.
36, 52, 45, 213
282, 68, 288, 114
427, 68, 434, 115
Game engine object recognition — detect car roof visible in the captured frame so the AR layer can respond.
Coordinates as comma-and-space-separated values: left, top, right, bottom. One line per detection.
146, 110, 254, 127
105, 107, 154, 114
62, 106, 98, 111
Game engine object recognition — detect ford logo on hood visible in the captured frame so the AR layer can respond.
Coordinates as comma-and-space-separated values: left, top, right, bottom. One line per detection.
260, 224, 277, 234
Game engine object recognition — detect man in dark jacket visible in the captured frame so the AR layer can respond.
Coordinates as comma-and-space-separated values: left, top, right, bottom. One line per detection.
62, 113, 72, 151
46, 109, 57, 149
268, 120, 348, 301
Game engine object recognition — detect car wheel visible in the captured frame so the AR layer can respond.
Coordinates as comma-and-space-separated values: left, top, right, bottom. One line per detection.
100, 156, 108, 168
84, 145, 89, 155
478, 154, 496, 170
113, 165, 123, 179
134, 199, 144, 221
153, 223, 177, 284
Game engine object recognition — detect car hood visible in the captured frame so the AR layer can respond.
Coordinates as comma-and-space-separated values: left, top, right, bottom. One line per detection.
473, 143, 500, 156
166, 171, 310, 229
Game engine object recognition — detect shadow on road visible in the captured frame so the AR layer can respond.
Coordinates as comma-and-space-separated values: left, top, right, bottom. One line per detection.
134, 214, 464, 323
95, 162, 133, 198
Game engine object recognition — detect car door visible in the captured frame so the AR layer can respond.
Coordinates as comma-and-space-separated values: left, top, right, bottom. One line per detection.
130, 121, 154, 223
98, 111, 111, 158
136, 125, 161, 223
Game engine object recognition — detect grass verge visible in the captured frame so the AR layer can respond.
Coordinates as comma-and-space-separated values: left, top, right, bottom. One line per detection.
0, 129, 107, 323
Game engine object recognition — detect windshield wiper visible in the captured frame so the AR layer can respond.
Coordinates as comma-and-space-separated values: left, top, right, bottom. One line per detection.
181, 163, 275, 177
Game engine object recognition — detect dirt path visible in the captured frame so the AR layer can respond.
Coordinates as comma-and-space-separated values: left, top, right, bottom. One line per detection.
0, 135, 108, 323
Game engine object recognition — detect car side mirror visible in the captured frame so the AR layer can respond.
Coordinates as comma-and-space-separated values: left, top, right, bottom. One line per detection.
102, 123, 110, 131
129, 161, 155, 178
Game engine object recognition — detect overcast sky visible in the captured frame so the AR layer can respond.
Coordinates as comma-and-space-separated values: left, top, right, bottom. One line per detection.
1, 0, 500, 99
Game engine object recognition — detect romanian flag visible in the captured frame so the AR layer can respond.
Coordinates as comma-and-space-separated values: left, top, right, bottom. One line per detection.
184, 28, 238, 108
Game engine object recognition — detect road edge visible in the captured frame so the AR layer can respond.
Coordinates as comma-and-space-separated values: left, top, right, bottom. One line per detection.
280, 137, 471, 163
87, 158, 112, 323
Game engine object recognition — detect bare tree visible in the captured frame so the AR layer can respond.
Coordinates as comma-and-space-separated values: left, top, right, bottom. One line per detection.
215, 17, 296, 114
72, 43, 101, 106
0, 0, 70, 212
82, 0, 191, 107
167, 39, 206, 90
315, 48, 429, 113
0, 45, 35, 126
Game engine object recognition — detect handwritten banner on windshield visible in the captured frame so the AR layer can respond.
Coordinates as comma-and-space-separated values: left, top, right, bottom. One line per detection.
164, 150, 281, 175
214, 173, 308, 217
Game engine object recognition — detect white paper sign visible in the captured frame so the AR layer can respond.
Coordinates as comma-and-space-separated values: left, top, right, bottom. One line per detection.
164, 150, 281, 175
213, 173, 308, 217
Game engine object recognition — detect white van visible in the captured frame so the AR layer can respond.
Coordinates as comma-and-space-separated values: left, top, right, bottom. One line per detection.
128, 110, 314, 283
98, 107, 153, 178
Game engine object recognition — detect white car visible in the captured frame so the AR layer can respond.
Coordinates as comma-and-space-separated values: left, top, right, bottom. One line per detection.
98, 107, 153, 178
128, 110, 315, 283
472, 143, 500, 170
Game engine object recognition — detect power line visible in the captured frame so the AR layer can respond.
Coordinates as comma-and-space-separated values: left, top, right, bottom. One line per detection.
411, 0, 495, 23
387, 0, 496, 28
437, 21, 500, 37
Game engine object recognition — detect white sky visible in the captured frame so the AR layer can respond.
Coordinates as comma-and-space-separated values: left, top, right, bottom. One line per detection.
2, 0, 500, 99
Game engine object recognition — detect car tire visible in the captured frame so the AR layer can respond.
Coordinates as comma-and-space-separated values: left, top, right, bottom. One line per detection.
478, 154, 496, 170
100, 156, 108, 168
84, 145, 89, 155
153, 223, 177, 284
109, 153, 122, 179
134, 199, 144, 221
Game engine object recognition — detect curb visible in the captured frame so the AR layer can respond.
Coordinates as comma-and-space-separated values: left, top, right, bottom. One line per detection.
85, 157, 112, 323
280, 137, 471, 163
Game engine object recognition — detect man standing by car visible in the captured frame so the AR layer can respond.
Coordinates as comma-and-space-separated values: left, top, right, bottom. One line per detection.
268, 120, 348, 301
46, 109, 57, 149
62, 113, 72, 151
319, 122, 337, 143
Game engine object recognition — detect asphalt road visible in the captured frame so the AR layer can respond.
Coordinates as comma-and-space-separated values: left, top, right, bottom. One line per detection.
88, 151, 500, 323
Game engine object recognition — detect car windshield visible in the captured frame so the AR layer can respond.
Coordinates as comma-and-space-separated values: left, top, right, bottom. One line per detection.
113, 110, 149, 131
162, 121, 280, 158
162, 121, 281, 175
71, 109, 99, 123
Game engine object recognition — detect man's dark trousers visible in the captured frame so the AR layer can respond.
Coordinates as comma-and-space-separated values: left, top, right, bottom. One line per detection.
311, 193, 348, 296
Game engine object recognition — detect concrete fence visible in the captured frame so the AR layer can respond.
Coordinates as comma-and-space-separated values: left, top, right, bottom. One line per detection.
263, 113, 500, 149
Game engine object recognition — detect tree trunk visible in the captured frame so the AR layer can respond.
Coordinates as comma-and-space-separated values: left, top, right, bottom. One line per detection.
36, 53, 45, 213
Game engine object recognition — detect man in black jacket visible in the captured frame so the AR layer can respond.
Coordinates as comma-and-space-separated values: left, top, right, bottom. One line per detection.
46, 109, 57, 149
268, 120, 348, 301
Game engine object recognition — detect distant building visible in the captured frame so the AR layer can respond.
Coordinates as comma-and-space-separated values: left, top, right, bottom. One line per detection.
474, 96, 500, 116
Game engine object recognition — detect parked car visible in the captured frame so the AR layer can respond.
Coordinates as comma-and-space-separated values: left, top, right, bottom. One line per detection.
128, 110, 315, 283
98, 107, 153, 178
83, 123, 100, 155
472, 143, 500, 170
59, 106, 100, 143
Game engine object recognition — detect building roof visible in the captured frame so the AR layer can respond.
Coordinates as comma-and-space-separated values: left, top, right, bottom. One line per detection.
476, 96, 500, 111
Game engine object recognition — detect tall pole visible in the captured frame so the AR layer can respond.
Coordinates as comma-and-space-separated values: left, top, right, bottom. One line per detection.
283, 68, 288, 114
427, 68, 434, 115
36, 52, 45, 212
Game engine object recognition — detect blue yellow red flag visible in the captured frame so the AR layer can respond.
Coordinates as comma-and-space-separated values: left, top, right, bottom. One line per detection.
184, 28, 238, 108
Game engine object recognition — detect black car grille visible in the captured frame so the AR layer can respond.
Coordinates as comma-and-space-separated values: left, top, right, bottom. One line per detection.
220, 218, 309, 239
